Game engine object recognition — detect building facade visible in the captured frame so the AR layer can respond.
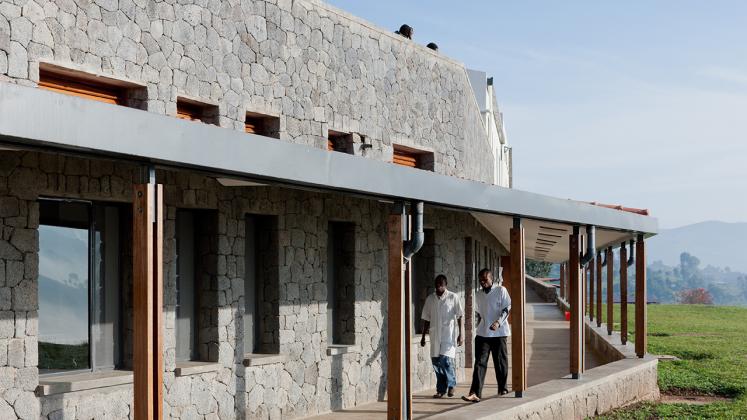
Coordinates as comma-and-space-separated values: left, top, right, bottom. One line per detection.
0, 0, 514, 418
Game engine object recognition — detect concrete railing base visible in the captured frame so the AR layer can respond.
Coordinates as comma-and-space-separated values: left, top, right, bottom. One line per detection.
430, 357, 659, 420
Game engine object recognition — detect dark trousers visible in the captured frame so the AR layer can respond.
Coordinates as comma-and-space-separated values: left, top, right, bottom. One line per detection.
468, 335, 508, 398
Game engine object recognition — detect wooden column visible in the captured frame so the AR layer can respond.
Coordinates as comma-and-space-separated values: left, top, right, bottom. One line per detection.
387, 212, 405, 419
501, 255, 512, 294
589, 256, 595, 322
596, 253, 602, 327
464, 238, 474, 368
582, 267, 586, 316
510, 218, 527, 396
620, 243, 628, 345
559, 263, 565, 300
606, 247, 614, 335
569, 227, 583, 378
635, 235, 647, 358
133, 181, 163, 420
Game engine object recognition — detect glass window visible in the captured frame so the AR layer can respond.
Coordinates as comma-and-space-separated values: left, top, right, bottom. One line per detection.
38, 199, 123, 373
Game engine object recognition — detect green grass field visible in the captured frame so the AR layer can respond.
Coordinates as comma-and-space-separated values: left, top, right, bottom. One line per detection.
594, 303, 747, 419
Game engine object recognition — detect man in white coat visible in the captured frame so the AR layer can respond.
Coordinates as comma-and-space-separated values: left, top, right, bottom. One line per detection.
420, 274, 464, 398
462, 268, 511, 402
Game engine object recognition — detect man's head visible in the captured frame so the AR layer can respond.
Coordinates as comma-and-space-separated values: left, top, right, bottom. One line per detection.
478, 268, 493, 290
399, 24, 414, 39
434, 274, 447, 296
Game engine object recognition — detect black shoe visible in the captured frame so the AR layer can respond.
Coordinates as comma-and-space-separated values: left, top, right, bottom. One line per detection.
447, 387, 455, 397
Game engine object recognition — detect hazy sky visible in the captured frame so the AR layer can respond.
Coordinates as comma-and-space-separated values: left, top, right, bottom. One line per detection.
326, 1, 747, 228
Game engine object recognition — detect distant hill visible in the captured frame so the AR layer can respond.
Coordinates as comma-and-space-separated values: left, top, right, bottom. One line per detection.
648, 221, 747, 273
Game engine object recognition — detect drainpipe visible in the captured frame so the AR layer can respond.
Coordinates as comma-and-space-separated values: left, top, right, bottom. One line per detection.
579, 225, 596, 267
627, 239, 635, 266
403, 201, 424, 261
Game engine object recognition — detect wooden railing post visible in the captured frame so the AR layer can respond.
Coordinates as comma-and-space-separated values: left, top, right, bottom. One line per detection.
596, 253, 602, 327
589, 256, 595, 322
464, 238, 474, 368
559, 263, 565, 300
569, 227, 583, 379
387, 211, 405, 419
510, 218, 527, 396
620, 243, 628, 345
635, 235, 647, 358
133, 176, 163, 420
606, 246, 614, 336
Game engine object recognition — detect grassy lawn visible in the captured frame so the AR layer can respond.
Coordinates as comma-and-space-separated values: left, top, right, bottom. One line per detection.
593, 304, 747, 419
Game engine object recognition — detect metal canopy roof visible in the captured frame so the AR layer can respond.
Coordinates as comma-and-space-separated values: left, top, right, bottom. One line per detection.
0, 83, 657, 261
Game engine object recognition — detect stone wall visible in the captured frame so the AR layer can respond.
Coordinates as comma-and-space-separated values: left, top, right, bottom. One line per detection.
0, 150, 506, 419
0, 0, 497, 184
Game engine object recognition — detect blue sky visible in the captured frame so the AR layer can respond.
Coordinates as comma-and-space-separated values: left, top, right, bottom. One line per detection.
326, 1, 747, 228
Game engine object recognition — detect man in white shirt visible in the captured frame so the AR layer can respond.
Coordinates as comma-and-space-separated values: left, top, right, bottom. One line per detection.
462, 268, 511, 402
420, 274, 464, 398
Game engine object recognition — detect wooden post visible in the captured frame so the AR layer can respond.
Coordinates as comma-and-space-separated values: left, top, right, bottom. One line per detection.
635, 235, 647, 358
464, 238, 474, 368
133, 181, 163, 420
559, 263, 565, 300
589, 256, 595, 322
387, 212, 405, 419
620, 243, 628, 345
569, 227, 582, 378
606, 247, 614, 336
501, 256, 512, 294
510, 218, 527, 396
596, 253, 602, 327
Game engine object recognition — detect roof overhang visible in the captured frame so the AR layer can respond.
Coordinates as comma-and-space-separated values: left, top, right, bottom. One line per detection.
0, 83, 657, 261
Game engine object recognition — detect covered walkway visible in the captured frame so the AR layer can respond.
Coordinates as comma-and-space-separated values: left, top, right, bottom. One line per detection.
311, 287, 601, 419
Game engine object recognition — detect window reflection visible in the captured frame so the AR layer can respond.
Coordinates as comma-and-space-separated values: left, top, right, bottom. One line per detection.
38, 223, 90, 372
39, 202, 90, 373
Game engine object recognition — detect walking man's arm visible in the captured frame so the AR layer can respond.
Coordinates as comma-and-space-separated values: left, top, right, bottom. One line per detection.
421, 320, 430, 347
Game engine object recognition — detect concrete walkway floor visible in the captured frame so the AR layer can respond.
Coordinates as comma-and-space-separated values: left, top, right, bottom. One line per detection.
309, 288, 601, 419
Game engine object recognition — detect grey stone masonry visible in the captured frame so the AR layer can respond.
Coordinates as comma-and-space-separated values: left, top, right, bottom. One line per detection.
0, 0, 497, 184
0, 150, 506, 419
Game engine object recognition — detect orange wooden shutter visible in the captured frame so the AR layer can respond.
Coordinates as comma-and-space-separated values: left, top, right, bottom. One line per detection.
393, 147, 418, 168
38, 70, 124, 105
245, 116, 265, 134
176, 101, 204, 122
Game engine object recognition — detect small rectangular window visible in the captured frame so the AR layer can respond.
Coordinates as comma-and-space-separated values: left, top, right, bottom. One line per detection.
393, 145, 434, 170
327, 222, 356, 345
245, 112, 280, 138
37, 65, 146, 109
176, 98, 219, 125
327, 130, 354, 154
